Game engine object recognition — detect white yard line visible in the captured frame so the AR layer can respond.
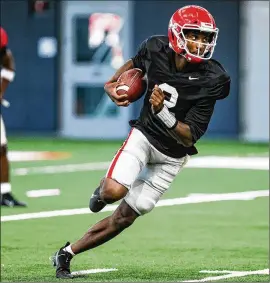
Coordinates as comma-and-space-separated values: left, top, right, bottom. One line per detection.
12, 156, 269, 176
182, 268, 269, 282
186, 156, 269, 170
26, 189, 60, 198
71, 268, 117, 276
13, 161, 111, 176
1, 190, 268, 222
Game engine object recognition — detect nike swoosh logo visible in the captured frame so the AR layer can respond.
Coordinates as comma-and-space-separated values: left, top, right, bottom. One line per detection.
189, 76, 199, 80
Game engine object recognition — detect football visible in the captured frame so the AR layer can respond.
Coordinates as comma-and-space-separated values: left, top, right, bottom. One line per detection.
116, 68, 147, 103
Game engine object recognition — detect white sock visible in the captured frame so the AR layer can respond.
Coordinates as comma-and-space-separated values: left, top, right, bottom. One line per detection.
63, 244, 76, 256
1, 183, 11, 194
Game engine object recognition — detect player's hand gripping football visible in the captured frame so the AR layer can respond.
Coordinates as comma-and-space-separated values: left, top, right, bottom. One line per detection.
104, 82, 130, 107
149, 84, 165, 113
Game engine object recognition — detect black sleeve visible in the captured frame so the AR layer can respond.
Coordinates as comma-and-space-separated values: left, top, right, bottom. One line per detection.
206, 60, 231, 100
184, 98, 216, 143
131, 39, 149, 73
207, 75, 231, 100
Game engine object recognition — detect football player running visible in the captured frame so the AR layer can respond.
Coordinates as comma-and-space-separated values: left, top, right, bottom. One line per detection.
0, 27, 27, 207
51, 5, 230, 279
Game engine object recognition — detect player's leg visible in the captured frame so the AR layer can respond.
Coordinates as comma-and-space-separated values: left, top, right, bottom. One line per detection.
52, 128, 150, 279
0, 115, 26, 207
73, 199, 138, 253
56, 152, 189, 279
124, 149, 189, 216
71, 149, 189, 259
52, 200, 138, 279
89, 128, 149, 212
72, 129, 151, 253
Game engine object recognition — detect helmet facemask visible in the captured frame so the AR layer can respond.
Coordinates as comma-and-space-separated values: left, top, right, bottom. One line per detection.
170, 22, 219, 61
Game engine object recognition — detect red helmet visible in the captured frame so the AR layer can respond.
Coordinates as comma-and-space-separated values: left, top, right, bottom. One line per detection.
0, 27, 8, 48
168, 5, 218, 63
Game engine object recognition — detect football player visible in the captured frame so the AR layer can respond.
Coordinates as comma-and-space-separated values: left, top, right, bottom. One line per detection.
51, 5, 230, 278
0, 27, 26, 207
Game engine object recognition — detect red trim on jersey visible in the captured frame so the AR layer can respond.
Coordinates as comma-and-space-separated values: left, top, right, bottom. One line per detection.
107, 128, 134, 178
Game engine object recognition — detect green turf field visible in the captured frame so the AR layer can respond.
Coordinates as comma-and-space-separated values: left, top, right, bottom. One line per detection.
1, 138, 269, 282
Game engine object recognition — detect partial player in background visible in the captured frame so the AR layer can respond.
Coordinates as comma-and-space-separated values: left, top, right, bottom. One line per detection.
51, 5, 230, 278
0, 27, 26, 207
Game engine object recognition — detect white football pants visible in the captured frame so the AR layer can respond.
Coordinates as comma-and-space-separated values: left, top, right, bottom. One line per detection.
105, 128, 189, 215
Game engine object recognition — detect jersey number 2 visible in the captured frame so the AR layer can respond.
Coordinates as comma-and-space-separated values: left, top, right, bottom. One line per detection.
159, 83, 179, 109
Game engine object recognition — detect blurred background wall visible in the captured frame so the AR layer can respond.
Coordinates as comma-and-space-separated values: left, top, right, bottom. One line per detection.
1, 0, 269, 142
239, 1, 269, 142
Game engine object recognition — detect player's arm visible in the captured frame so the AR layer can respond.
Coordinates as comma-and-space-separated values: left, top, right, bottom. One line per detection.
150, 85, 216, 147
104, 38, 148, 106
105, 59, 134, 84
0, 48, 15, 99
150, 85, 193, 146
181, 76, 230, 145
180, 99, 216, 146
104, 60, 134, 107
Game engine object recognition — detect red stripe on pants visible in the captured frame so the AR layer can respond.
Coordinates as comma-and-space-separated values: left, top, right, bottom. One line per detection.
107, 128, 134, 178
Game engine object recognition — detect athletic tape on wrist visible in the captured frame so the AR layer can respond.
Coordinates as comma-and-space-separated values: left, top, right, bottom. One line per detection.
156, 105, 177, 129
1, 69, 15, 82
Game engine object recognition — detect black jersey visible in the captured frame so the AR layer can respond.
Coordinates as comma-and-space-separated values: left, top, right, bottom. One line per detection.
130, 35, 230, 158
0, 47, 7, 65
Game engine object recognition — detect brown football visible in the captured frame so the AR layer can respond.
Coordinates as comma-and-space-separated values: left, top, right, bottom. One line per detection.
116, 68, 147, 103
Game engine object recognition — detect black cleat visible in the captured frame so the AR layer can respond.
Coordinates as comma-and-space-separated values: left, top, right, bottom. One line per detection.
89, 178, 107, 213
1, 193, 27, 207
51, 242, 73, 279
89, 186, 107, 213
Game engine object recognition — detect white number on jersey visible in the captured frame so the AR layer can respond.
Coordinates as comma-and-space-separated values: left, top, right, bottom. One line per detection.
158, 83, 179, 109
